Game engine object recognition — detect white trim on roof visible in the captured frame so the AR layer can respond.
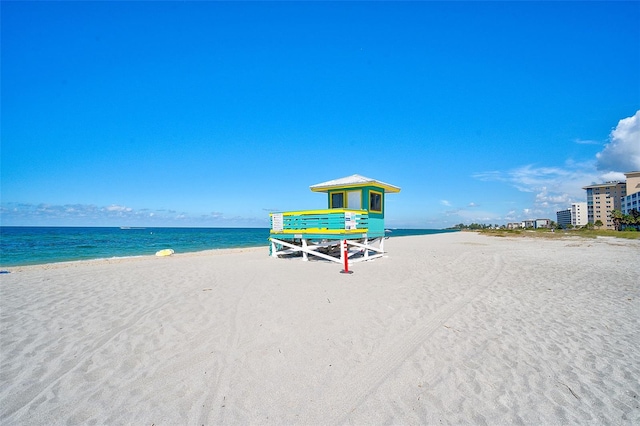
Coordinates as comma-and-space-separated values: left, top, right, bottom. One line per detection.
310, 174, 401, 193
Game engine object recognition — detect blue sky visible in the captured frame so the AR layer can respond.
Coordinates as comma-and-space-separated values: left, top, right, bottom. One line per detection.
2, 1, 639, 228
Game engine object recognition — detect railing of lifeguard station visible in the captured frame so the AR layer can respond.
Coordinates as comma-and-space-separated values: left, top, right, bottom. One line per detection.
269, 209, 369, 236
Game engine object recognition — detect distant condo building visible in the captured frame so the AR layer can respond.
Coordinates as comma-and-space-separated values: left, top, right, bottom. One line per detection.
582, 181, 626, 229
621, 171, 640, 215
535, 218, 551, 229
519, 219, 552, 229
571, 202, 588, 227
556, 208, 571, 227
557, 202, 587, 228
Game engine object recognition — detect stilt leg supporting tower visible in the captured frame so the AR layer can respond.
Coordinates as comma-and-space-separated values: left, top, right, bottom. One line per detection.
269, 237, 385, 264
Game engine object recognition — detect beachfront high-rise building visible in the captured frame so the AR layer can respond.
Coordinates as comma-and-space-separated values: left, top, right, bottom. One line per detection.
570, 202, 588, 227
582, 181, 626, 229
556, 202, 588, 228
556, 208, 571, 228
622, 171, 640, 215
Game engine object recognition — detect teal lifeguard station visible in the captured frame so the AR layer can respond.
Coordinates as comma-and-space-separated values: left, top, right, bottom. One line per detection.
269, 174, 401, 263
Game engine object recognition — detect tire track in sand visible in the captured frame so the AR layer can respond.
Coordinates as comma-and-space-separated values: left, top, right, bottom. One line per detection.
1, 296, 177, 423
196, 270, 256, 425
316, 252, 504, 425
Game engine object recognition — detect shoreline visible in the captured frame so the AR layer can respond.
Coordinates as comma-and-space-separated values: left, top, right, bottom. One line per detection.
0, 245, 268, 272
0, 228, 454, 268
1, 232, 639, 424
2, 229, 637, 270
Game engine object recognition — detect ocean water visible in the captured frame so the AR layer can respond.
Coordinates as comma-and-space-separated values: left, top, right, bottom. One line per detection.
0, 227, 457, 267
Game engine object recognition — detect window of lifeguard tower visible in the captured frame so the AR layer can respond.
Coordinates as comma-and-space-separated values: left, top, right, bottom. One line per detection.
370, 190, 382, 213
331, 190, 363, 209
331, 192, 344, 208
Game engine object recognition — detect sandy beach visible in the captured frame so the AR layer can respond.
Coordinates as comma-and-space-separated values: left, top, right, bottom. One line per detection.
1, 232, 639, 425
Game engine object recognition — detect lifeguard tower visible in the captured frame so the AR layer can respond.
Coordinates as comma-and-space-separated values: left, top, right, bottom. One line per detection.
269, 174, 401, 263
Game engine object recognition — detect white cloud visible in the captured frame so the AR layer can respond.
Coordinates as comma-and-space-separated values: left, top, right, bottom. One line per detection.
534, 187, 571, 207
474, 111, 640, 209
105, 204, 132, 212
504, 210, 518, 221
472, 161, 602, 221
440, 200, 452, 207
474, 162, 599, 201
471, 143, 638, 222
599, 171, 627, 181
0, 202, 267, 227
596, 110, 640, 173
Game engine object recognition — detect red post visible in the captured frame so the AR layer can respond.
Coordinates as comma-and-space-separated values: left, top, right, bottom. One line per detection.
340, 239, 353, 274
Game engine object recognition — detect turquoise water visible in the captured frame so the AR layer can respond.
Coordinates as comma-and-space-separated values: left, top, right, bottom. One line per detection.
0, 227, 457, 267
